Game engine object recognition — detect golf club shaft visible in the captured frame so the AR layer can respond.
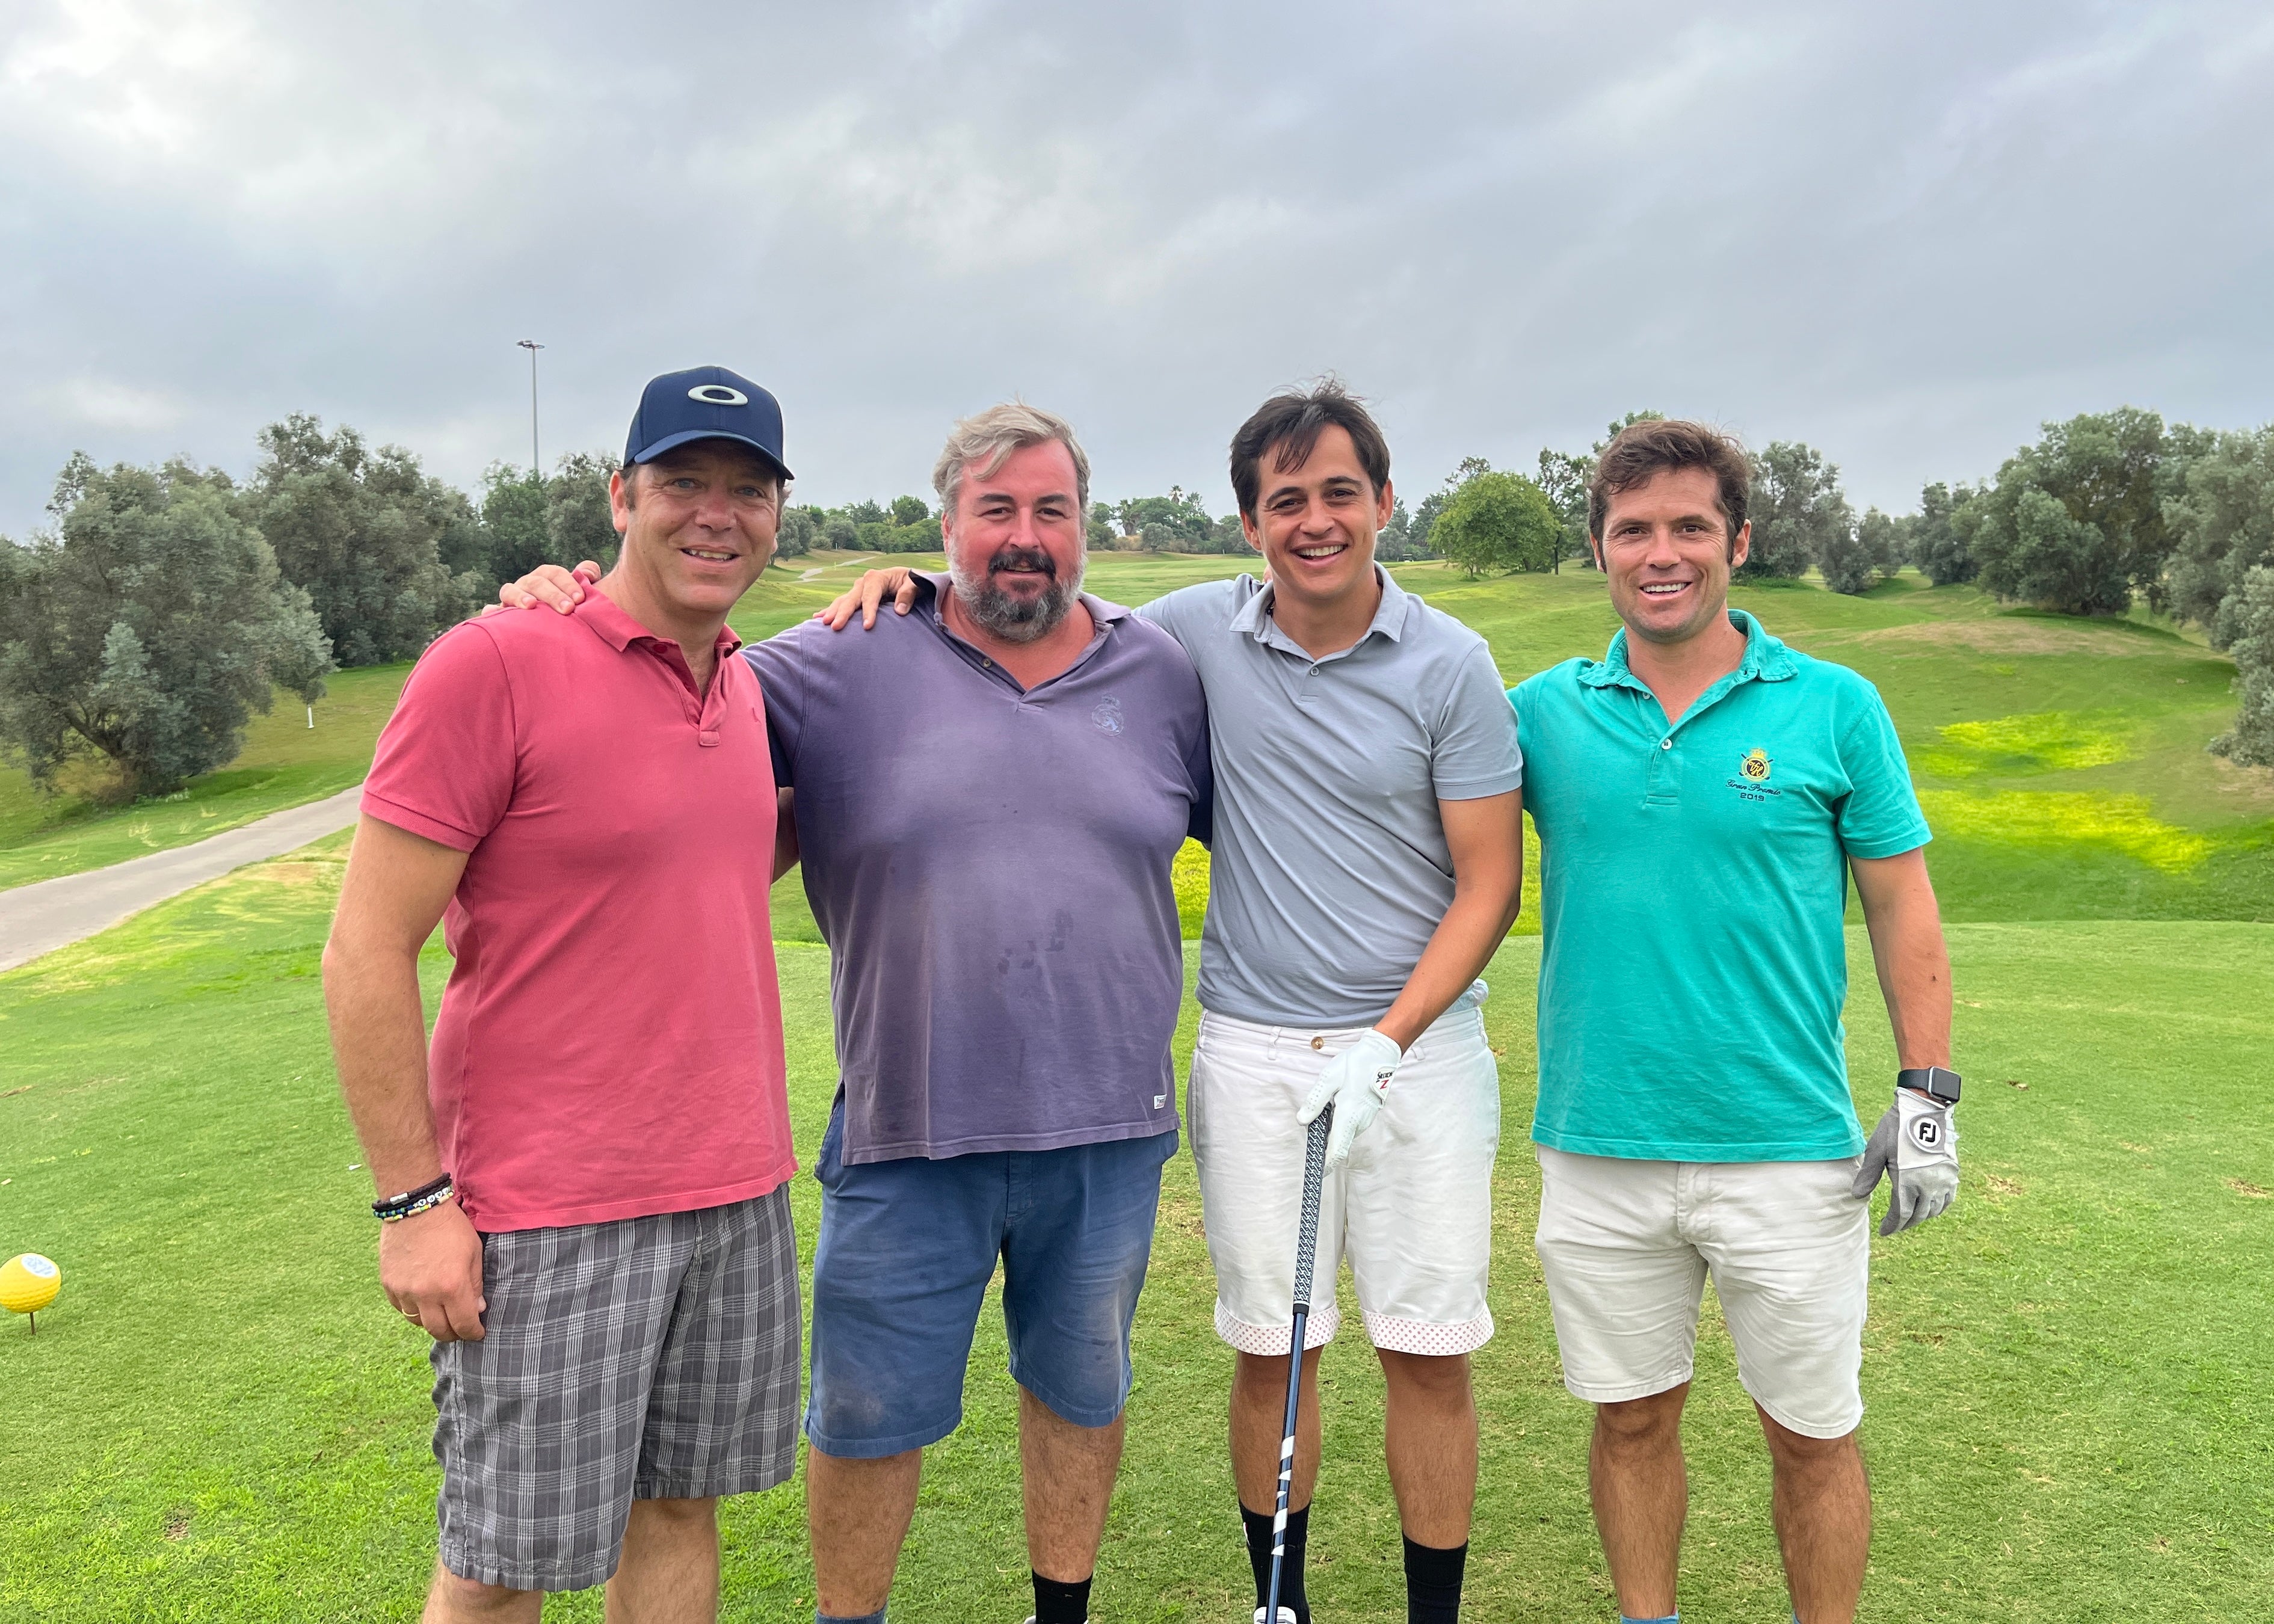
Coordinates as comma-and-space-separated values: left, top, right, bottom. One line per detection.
1265, 1106, 1333, 1624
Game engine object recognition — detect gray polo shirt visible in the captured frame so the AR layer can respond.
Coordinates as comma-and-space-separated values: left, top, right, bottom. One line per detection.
1139, 570, 1521, 1028
748, 574, 1210, 1164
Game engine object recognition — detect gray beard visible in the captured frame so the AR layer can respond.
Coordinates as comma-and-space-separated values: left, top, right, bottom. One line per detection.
948, 548, 1085, 643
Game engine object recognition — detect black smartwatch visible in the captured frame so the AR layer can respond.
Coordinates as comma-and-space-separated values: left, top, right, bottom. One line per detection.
1897, 1066, 1961, 1105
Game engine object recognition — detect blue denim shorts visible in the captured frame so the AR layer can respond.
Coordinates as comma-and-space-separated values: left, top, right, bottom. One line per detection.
804, 1099, 1176, 1459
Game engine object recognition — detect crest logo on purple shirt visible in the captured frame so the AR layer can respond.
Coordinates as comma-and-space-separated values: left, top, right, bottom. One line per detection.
1091, 697, 1126, 735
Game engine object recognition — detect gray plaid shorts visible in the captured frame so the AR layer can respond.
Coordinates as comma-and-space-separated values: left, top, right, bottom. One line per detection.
431, 1187, 800, 1592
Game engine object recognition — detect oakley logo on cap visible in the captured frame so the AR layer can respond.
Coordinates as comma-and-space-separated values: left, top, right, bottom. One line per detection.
627, 366, 791, 478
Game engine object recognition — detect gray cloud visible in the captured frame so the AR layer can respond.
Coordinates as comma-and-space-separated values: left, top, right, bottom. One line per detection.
2, 0, 2269, 538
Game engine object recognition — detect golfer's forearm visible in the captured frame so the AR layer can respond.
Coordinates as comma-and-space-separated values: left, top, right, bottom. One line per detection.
1853, 850, 1953, 1071
1876, 917, 1953, 1070
1860, 891, 1953, 1069
1376, 888, 1520, 1051
324, 944, 446, 1193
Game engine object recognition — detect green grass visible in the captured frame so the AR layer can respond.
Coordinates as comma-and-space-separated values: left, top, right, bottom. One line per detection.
2, 845, 2269, 1621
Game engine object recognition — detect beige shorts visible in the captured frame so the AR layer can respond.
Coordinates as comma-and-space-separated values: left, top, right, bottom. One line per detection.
1190, 1006, 1501, 1357
1532, 1145, 1870, 1438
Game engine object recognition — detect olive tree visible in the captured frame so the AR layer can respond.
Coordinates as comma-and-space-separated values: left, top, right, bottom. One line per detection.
1970, 407, 2207, 616
246, 414, 477, 667
0, 455, 333, 799
475, 454, 621, 591
1909, 481, 1980, 586
1817, 505, 1900, 595
2164, 426, 2274, 645
1745, 441, 1850, 582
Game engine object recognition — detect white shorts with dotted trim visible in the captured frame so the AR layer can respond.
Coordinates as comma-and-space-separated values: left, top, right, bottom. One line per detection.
1189, 1004, 1501, 1358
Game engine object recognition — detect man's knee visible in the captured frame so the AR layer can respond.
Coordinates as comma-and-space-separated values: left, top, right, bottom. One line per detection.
1233, 1346, 1316, 1397
1377, 1348, 1473, 1404
430, 1563, 541, 1620
1019, 1383, 1125, 1442
1595, 1384, 1689, 1448
1758, 1408, 1861, 1471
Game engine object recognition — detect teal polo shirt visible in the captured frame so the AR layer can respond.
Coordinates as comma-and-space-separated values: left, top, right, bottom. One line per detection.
1509, 611, 1930, 1162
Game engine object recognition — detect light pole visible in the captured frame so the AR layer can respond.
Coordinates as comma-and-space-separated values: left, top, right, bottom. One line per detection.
517, 339, 545, 479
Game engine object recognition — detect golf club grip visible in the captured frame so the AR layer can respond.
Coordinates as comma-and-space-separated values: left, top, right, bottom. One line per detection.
1292, 1106, 1332, 1310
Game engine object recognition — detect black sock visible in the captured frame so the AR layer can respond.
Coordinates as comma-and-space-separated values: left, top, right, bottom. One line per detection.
1403, 1535, 1467, 1624
1031, 1571, 1090, 1624
1241, 1503, 1310, 1623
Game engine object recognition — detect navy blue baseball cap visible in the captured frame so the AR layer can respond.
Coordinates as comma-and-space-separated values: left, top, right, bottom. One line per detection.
623, 365, 792, 480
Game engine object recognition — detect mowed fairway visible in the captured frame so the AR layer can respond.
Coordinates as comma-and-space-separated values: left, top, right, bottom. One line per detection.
2, 556, 2271, 1620
2, 849, 2270, 1620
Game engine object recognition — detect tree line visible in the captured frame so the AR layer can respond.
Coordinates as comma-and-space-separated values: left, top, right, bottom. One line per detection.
4, 403, 2272, 802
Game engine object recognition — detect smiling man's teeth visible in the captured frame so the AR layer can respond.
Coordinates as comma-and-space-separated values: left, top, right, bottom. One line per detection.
1641, 582, 1688, 595
1293, 544, 1346, 559
685, 548, 734, 561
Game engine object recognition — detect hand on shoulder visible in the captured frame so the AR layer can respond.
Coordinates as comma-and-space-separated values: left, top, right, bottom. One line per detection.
815, 567, 918, 631
486, 561, 602, 617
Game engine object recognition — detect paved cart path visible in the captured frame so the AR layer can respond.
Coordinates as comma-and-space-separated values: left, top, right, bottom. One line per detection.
0, 786, 365, 973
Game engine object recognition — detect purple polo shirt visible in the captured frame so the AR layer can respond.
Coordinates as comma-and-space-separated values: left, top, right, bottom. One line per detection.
747, 574, 1211, 1164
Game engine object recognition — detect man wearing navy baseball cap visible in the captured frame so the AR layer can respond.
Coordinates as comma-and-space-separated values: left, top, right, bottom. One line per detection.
624, 364, 794, 481
331, 364, 802, 1622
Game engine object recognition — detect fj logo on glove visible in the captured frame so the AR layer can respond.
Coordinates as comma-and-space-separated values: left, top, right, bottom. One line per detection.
1911, 1118, 1941, 1149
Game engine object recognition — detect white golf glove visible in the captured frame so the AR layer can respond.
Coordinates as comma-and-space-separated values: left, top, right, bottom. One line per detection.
1852, 1086, 1959, 1235
1298, 1029, 1403, 1169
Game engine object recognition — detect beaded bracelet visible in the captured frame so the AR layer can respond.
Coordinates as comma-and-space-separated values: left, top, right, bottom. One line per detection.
373, 1173, 454, 1223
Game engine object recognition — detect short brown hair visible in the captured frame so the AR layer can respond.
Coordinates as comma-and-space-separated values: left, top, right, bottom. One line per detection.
1588, 419, 1750, 548
1229, 380, 1391, 519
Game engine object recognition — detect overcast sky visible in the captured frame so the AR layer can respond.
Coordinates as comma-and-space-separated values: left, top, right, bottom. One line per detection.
3, 0, 2270, 537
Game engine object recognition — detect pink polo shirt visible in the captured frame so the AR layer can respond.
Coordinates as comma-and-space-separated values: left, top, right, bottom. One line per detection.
360, 592, 794, 1232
